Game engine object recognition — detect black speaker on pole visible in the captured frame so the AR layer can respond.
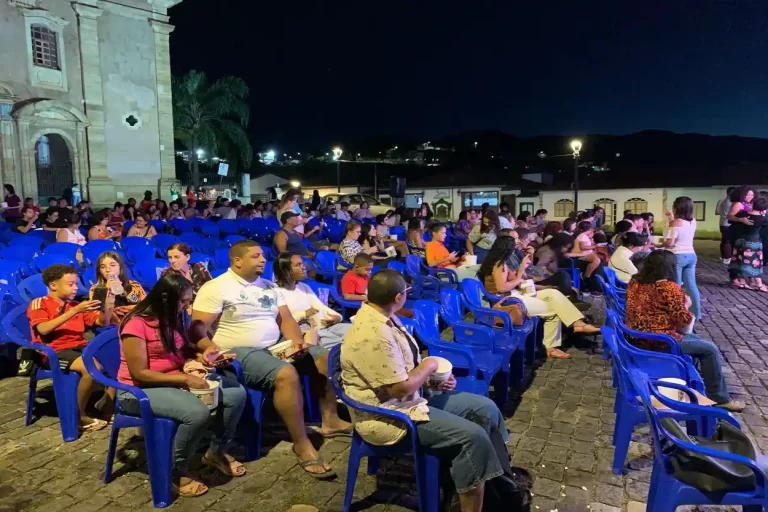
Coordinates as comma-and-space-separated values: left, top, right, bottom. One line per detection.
389, 177, 406, 198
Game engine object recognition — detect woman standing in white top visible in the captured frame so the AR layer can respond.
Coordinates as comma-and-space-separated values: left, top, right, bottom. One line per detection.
273, 252, 351, 348
664, 196, 701, 320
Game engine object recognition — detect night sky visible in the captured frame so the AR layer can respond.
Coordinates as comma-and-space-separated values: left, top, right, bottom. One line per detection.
168, 0, 768, 149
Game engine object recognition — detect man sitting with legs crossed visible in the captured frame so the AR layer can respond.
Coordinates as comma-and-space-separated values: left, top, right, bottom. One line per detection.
189, 240, 351, 479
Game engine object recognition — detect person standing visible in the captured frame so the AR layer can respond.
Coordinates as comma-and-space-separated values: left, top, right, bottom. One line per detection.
664, 197, 701, 320
716, 187, 736, 264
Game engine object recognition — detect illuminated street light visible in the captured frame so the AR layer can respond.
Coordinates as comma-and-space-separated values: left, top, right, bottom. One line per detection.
570, 139, 583, 210
196, 148, 204, 158
333, 147, 343, 192
290, 180, 301, 188
332, 147, 343, 161
267, 150, 276, 159
570, 139, 582, 156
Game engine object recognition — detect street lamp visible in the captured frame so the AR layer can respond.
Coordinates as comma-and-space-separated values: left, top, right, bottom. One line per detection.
290, 180, 300, 188
332, 147, 343, 192
570, 139, 582, 211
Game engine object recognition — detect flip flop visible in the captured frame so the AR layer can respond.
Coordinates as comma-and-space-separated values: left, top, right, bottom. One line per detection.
296, 457, 337, 480
172, 480, 208, 498
202, 453, 246, 477
322, 426, 354, 439
78, 419, 108, 432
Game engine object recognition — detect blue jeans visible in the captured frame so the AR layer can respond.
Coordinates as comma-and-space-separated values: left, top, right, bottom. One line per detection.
675, 252, 701, 320
679, 334, 730, 404
229, 345, 327, 390
416, 391, 507, 493
316, 323, 352, 348
118, 376, 246, 472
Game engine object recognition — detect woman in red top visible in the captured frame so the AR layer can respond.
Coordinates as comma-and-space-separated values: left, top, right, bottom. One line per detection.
118, 273, 246, 497
625, 250, 743, 412
3, 184, 22, 221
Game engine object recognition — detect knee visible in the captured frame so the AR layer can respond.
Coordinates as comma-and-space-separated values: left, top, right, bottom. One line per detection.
460, 421, 494, 453
274, 365, 300, 389
183, 402, 212, 428
467, 395, 503, 427
222, 383, 247, 408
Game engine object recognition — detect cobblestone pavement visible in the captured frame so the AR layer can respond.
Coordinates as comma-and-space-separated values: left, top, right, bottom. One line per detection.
0, 242, 761, 512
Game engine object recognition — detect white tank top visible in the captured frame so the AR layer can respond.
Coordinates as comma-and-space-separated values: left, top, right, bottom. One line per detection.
666, 219, 696, 254
57, 228, 86, 246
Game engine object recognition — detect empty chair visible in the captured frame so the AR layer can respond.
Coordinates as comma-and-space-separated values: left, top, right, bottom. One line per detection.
169, 218, 193, 234
125, 244, 159, 266
119, 236, 151, 252
314, 250, 342, 280
178, 232, 203, 245
200, 222, 219, 238
9, 236, 44, 251
212, 248, 230, 269
217, 219, 240, 237
224, 235, 246, 247
17, 274, 48, 302
82, 240, 119, 266
151, 234, 178, 254
132, 259, 169, 289
192, 238, 220, 256
31, 253, 77, 274
44, 242, 82, 260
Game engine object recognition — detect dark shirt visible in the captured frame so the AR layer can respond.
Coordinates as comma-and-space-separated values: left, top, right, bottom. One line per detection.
14, 218, 33, 233
274, 228, 308, 256
731, 211, 767, 240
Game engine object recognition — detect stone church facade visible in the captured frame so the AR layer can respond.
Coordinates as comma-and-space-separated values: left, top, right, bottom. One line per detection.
0, 0, 181, 206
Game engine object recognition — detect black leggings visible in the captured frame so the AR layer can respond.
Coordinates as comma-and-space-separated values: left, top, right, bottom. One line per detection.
571, 258, 607, 292
720, 226, 733, 260
536, 271, 576, 299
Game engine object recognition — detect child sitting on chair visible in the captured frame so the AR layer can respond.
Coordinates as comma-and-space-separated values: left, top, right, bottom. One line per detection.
340, 253, 373, 302
27, 264, 115, 432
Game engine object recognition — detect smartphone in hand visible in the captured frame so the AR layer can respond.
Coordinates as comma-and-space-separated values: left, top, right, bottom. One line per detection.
91, 285, 109, 311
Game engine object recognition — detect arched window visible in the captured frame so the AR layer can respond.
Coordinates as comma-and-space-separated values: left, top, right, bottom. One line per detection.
624, 198, 648, 215
594, 198, 617, 225
30, 24, 59, 70
553, 199, 574, 218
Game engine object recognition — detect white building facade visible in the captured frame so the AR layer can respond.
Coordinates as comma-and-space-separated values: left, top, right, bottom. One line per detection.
0, 0, 182, 206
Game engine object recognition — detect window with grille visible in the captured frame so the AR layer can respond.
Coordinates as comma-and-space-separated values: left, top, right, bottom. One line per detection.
30, 25, 59, 70
554, 199, 574, 218
623, 198, 648, 214
693, 201, 706, 221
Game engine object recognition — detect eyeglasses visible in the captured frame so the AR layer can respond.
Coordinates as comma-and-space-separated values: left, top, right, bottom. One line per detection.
400, 286, 412, 296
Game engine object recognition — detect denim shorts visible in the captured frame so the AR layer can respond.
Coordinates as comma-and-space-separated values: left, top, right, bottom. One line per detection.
229, 345, 327, 390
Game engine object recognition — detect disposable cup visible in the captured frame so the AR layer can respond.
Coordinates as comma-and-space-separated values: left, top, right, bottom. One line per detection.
657, 377, 687, 402
189, 379, 220, 410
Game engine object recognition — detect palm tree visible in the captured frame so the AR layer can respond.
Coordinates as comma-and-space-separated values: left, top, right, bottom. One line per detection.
172, 70, 253, 187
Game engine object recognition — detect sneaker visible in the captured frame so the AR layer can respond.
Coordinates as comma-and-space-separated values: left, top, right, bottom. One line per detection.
723, 258, 731, 265
715, 400, 745, 413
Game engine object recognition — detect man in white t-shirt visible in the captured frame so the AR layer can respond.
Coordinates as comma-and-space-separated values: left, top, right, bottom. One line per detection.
190, 240, 351, 479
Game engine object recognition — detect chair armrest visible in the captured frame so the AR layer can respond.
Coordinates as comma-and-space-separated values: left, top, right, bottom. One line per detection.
621, 326, 681, 356
81, 355, 153, 423
649, 380, 740, 429
461, 296, 513, 332
329, 285, 362, 310
422, 337, 478, 376
429, 267, 458, 285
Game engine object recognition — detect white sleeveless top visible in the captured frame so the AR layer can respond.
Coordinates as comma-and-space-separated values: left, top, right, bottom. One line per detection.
57, 228, 86, 246
666, 219, 696, 255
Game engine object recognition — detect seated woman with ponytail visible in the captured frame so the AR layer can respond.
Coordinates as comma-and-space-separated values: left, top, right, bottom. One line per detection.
118, 273, 247, 497
477, 237, 600, 359
608, 232, 647, 284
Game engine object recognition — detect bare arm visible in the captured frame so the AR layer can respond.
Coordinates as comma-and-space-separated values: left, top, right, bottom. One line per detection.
493, 263, 524, 293
728, 202, 749, 224
276, 305, 305, 346
36, 306, 87, 335
189, 310, 219, 346
385, 359, 438, 399
122, 336, 189, 387
274, 231, 288, 254
56, 229, 68, 242
17, 220, 36, 234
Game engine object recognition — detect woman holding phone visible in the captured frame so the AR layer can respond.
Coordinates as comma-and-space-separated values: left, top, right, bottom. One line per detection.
118, 273, 247, 497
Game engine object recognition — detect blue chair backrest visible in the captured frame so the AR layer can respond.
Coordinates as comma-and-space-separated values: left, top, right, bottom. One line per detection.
210, 268, 227, 278
133, 259, 170, 287
405, 255, 423, 276
315, 250, 338, 273
126, 244, 159, 263
460, 278, 486, 308
31, 253, 76, 274
201, 222, 219, 238
387, 260, 408, 275
263, 261, 274, 281
224, 235, 246, 247
389, 226, 405, 241
9, 236, 44, 250
218, 219, 239, 236
193, 238, 220, 256
83, 266, 98, 287
305, 279, 332, 305
81, 327, 121, 378
413, 300, 443, 342
18, 274, 48, 302
0, 266, 22, 306
27, 230, 57, 246
149, 220, 166, 233
170, 218, 193, 234
189, 253, 210, 267
44, 242, 81, 259
2, 245, 39, 263
439, 288, 465, 325
82, 240, 119, 265
398, 316, 416, 335
603, 266, 618, 287
179, 231, 202, 244
213, 248, 230, 269
151, 234, 177, 254
120, 237, 151, 251
453, 322, 495, 350
3, 303, 32, 344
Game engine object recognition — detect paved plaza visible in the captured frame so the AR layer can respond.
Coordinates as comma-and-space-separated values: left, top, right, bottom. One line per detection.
0, 242, 764, 512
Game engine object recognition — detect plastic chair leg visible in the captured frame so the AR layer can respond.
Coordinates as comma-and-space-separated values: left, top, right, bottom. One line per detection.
104, 425, 121, 482
145, 419, 177, 508
342, 438, 363, 512
492, 370, 509, 409
512, 349, 526, 386
25, 374, 37, 427
366, 456, 380, 475
241, 388, 264, 461
52, 372, 81, 442
302, 375, 321, 423
414, 452, 440, 512
611, 404, 634, 474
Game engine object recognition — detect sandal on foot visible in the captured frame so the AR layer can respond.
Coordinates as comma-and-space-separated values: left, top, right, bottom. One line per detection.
296, 457, 337, 480
322, 426, 354, 439
78, 419, 108, 432
202, 453, 246, 477
547, 348, 572, 359
173, 480, 208, 498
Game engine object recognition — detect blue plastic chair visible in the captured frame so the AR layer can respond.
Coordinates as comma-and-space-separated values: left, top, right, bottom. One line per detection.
407, 255, 458, 288
0, 266, 23, 306
149, 220, 167, 234
224, 235, 246, 247
81, 328, 178, 508
169, 218, 193, 234
394, 258, 441, 300
201, 222, 219, 238
629, 369, 768, 511
263, 261, 274, 281
125, 244, 159, 266
30, 253, 77, 274
17, 274, 48, 302
150, 234, 178, 255
178, 232, 203, 245
2, 304, 81, 442
327, 345, 440, 512
120, 236, 151, 252
217, 220, 239, 237
44, 242, 82, 261
602, 326, 706, 474
27, 230, 57, 246
210, 268, 227, 278
192, 238, 221, 256
558, 258, 581, 291
212, 248, 230, 269
222, 360, 265, 461
132, 259, 169, 289
82, 240, 119, 266
9, 235, 44, 251
413, 301, 500, 400
2, 245, 39, 275
459, 280, 538, 365
388, 226, 405, 241
314, 250, 343, 280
